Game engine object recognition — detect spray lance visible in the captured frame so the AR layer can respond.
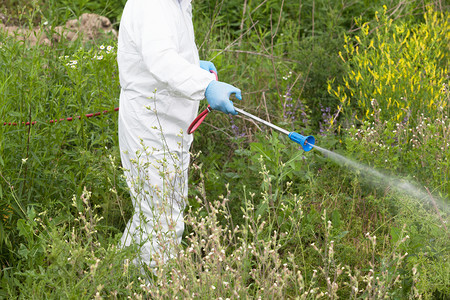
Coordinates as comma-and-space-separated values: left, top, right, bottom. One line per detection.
188, 104, 315, 152
188, 70, 315, 151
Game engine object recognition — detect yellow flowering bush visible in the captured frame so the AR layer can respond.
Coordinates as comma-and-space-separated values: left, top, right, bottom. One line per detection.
330, 8, 449, 123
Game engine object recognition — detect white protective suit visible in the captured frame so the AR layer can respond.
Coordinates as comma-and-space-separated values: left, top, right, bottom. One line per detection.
117, 0, 216, 268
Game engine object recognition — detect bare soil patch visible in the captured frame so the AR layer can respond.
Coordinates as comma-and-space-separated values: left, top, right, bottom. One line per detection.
0, 13, 117, 45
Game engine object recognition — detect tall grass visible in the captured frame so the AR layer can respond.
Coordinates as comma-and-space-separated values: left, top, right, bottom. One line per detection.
0, 29, 126, 267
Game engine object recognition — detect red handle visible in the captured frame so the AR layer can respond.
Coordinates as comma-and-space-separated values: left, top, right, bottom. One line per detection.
187, 105, 211, 134
187, 69, 218, 134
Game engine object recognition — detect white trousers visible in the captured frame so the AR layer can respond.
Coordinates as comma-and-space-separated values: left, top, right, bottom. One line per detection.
120, 147, 189, 269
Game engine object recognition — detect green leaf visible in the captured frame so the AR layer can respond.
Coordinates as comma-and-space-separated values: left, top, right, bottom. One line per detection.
331, 210, 341, 228
224, 172, 240, 179
255, 201, 269, 218
17, 219, 33, 240
285, 150, 304, 167
27, 207, 36, 222
0, 220, 4, 245
390, 226, 401, 246
8, 111, 22, 118
250, 142, 273, 163
18, 243, 29, 258
234, 149, 252, 157
333, 230, 349, 241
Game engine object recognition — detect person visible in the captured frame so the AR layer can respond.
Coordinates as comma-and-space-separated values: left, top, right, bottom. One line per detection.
117, 0, 242, 271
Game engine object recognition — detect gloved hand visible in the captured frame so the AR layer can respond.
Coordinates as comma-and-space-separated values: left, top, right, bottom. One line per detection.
199, 60, 218, 73
205, 80, 242, 115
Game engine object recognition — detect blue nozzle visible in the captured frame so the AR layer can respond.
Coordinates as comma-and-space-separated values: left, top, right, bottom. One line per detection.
288, 132, 315, 152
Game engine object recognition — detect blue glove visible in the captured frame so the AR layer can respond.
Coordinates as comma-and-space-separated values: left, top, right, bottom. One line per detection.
199, 60, 218, 73
205, 80, 242, 115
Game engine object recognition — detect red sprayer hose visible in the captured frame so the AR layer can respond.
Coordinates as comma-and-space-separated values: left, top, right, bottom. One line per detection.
4, 69, 216, 128
2, 107, 119, 126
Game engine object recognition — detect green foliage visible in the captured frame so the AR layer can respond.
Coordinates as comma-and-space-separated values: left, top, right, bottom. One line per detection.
0, 30, 128, 267
1, 189, 142, 299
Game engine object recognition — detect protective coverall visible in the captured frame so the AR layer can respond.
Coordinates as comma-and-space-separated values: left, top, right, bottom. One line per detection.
117, 0, 217, 268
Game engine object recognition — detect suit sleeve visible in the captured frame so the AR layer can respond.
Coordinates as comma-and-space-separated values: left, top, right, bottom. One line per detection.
133, 0, 215, 101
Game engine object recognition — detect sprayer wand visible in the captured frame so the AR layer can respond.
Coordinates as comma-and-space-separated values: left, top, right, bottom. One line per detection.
188, 70, 315, 151
188, 105, 315, 152
234, 107, 315, 151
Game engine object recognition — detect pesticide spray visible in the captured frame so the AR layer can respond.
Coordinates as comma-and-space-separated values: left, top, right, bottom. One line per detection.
189, 105, 448, 215
311, 143, 449, 212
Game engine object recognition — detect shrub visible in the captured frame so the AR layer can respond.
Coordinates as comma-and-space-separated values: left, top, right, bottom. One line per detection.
330, 7, 449, 125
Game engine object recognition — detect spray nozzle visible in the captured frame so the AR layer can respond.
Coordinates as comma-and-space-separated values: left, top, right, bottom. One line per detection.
288, 132, 315, 152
